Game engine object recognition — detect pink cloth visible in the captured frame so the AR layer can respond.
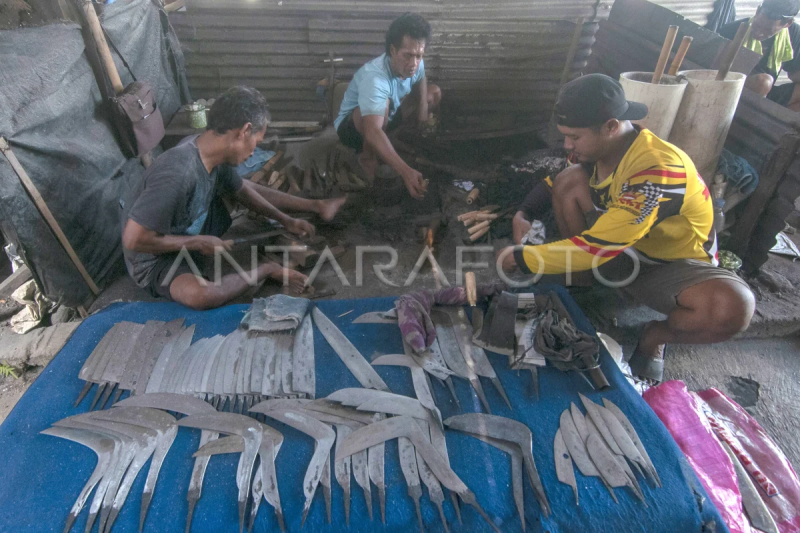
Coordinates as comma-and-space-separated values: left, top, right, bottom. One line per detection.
644, 381, 751, 533
699, 388, 800, 533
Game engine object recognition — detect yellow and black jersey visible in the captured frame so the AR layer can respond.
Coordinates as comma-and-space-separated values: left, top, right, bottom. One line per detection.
515, 128, 718, 275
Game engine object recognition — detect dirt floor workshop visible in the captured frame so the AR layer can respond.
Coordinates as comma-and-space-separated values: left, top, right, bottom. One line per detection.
1, 0, 800, 531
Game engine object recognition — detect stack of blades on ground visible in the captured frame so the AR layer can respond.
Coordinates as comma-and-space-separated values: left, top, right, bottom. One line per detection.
143, 295, 316, 409
41, 406, 178, 533
75, 319, 188, 409
555, 395, 660, 505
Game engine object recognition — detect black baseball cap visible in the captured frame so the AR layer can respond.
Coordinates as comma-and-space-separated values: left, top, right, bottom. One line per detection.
554, 73, 648, 128
760, 0, 800, 19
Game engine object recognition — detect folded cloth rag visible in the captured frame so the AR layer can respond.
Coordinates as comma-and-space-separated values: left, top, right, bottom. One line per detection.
717, 148, 759, 196
242, 294, 311, 332
236, 148, 276, 178
534, 295, 599, 372
397, 281, 506, 353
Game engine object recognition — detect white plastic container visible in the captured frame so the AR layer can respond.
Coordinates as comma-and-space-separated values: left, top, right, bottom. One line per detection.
619, 72, 687, 139
668, 70, 746, 179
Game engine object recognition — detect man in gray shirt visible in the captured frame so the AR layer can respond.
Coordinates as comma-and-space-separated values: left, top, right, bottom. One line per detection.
122, 86, 346, 309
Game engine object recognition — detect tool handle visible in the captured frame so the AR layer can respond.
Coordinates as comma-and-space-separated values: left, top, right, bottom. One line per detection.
469, 226, 490, 242
668, 36, 693, 75
465, 272, 477, 306
652, 25, 679, 84
589, 367, 610, 389
468, 220, 490, 235
466, 188, 480, 204
716, 20, 750, 81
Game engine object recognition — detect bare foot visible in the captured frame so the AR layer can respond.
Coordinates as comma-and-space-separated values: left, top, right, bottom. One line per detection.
317, 195, 348, 222
268, 267, 308, 294
358, 152, 378, 179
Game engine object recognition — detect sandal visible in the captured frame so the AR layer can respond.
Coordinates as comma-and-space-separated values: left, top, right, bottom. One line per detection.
628, 343, 667, 384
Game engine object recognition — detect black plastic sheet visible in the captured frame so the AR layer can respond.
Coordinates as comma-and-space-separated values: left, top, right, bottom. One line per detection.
0, 0, 188, 306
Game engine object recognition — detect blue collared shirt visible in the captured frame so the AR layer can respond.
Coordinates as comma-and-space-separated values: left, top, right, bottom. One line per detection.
334, 53, 425, 130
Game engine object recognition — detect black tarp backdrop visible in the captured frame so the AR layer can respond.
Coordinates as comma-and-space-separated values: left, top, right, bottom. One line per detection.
0, 0, 189, 307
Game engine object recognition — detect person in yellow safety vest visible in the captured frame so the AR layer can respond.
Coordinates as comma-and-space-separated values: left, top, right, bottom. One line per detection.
719, 0, 800, 109
498, 74, 755, 384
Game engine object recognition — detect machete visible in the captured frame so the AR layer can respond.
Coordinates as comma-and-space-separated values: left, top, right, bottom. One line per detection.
602, 398, 661, 487
444, 413, 551, 518
115, 393, 220, 533
312, 307, 389, 391
90, 406, 178, 532
430, 309, 491, 413
554, 427, 578, 506
193, 424, 286, 533
40, 426, 114, 533
177, 413, 264, 533
250, 402, 336, 527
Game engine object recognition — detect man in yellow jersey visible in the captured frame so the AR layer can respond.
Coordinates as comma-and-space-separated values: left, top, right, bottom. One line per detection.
499, 74, 755, 383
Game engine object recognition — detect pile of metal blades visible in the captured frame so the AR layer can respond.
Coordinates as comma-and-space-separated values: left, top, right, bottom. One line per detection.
427, 307, 510, 414
444, 413, 551, 527
326, 388, 461, 533
556, 394, 661, 505
336, 415, 501, 533
74, 319, 188, 410
42, 406, 179, 533
249, 400, 335, 528
177, 411, 284, 533
115, 393, 222, 533
75, 304, 316, 413
146, 311, 316, 409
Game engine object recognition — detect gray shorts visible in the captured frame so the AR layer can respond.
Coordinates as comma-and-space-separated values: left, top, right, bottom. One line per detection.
598, 255, 751, 315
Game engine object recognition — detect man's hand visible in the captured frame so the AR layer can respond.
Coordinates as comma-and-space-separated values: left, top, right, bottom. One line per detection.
402, 168, 428, 200
285, 217, 315, 239
512, 212, 533, 245
188, 235, 233, 256
498, 246, 519, 273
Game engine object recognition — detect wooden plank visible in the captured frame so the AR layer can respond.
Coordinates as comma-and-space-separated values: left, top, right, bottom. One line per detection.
0, 139, 100, 296
730, 133, 800, 256
0, 265, 31, 298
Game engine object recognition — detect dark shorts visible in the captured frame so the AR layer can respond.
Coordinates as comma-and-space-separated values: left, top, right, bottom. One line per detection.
336, 111, 403, 153
144, 195, 232, 300
768, 82, 796, 107
597, 254, 751, 315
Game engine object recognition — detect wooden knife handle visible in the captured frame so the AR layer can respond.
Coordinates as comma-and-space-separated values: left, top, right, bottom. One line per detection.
465, 272, 477, 306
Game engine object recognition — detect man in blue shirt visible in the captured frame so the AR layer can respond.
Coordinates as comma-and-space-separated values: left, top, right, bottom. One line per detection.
335, 13, 442, 200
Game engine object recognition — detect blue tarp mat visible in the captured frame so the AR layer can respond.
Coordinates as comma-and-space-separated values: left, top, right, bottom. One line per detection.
0, 286, 726, 532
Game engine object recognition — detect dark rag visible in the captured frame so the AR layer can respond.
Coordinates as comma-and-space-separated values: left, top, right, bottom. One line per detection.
397, 281, 506, 353
717, 148, 759, 196
534, 294, 600, 373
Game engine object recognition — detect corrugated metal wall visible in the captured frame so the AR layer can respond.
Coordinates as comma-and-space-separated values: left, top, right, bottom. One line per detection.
650, 0, 761, 25
170, 0, 759, 130
171, 0, 606, 129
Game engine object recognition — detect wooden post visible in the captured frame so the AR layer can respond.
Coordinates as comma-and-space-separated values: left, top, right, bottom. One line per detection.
81, 0, 123, 94
81, 0, 153, 167
0, 138, 100, 295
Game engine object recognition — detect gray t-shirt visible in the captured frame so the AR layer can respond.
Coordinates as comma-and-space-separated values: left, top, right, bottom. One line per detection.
121, 135, 242, 287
